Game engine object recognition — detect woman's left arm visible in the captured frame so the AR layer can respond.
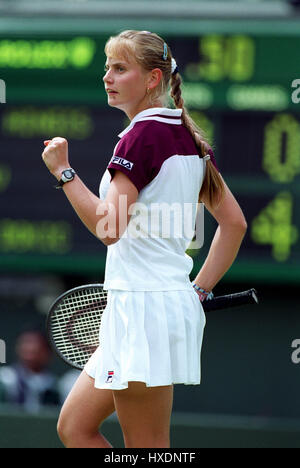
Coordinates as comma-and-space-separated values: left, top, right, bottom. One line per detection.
42, 137, 138, 246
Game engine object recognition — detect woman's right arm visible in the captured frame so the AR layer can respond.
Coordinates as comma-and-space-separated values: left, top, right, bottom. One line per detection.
193, 176, 247, 294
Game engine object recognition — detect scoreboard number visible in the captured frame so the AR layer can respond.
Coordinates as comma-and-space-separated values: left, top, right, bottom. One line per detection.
251, 192, 298, 262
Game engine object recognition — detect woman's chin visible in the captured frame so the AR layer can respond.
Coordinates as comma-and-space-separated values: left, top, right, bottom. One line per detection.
107, 99, 126, 113
107, 97, 122, 109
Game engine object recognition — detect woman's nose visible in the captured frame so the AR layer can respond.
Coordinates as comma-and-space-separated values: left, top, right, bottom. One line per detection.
103, 71, 113, 83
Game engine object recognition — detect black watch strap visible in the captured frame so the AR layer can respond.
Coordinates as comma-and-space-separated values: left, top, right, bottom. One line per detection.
56, 179, 66, 189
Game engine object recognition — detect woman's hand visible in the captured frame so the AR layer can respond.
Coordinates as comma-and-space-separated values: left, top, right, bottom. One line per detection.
42, 137, 70, 181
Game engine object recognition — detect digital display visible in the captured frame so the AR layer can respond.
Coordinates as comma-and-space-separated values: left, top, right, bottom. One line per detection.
1, 34, 299, 111
0, 105, 127, 274
190, 110, 300, 283
0, 32, 300, 283
219, 111, 300, 267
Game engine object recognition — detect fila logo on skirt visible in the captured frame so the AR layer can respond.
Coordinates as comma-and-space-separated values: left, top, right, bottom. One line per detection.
106, 371, 114, 383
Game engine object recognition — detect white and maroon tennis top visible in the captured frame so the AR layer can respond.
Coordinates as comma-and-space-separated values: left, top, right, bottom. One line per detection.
99, 107, 217, 291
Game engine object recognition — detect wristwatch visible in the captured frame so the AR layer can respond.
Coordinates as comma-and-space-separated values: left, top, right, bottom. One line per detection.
56, 168, 76, 189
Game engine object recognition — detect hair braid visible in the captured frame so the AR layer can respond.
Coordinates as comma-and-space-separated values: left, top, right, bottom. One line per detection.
170, 72, 225, 207
170, 73, 184, 110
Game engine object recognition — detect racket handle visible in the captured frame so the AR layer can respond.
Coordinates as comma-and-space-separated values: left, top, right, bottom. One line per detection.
202, 288, 258, 312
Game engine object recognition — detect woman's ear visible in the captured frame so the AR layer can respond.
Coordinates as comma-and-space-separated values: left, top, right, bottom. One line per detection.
147, 68, 163, 91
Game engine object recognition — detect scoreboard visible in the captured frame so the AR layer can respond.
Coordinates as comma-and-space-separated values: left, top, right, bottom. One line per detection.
0, 30, 300, 284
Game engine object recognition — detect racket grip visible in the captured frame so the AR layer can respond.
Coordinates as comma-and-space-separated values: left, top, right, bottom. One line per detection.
202, 288, 258, 312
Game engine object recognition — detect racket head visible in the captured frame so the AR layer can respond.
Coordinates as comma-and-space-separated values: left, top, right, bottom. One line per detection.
46, 284, 107, 370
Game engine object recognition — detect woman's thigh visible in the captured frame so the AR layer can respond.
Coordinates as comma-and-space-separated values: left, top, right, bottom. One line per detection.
58, 370, 115, 438
113, 382, 174, 448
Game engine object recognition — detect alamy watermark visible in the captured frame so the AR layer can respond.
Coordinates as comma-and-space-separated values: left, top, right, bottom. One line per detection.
0, 339, 6, 364
291, 339, 300, 364
291, 79, 300, 104
0, 79, 6, 104
96, 197, 205, 249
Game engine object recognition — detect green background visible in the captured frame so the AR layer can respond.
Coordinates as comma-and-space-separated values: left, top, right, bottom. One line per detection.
1, 12, 300, 448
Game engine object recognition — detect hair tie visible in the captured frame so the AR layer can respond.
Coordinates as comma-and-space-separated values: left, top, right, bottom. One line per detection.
171, 58, 178, 75
203, 154, 211, 162
163, 43, 168, 61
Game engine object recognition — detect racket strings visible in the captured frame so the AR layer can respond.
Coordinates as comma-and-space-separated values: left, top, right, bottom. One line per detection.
49, 288, 107, 369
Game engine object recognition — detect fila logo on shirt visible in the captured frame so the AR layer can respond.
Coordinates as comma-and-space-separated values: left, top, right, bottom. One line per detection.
106, 370, 114, 383
111, 156, 134, 171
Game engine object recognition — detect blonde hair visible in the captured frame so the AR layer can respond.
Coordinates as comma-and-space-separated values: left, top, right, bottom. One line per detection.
105, 30, 225, 207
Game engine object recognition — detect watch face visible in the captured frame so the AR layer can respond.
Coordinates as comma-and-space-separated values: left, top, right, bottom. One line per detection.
64, 170, 73, 179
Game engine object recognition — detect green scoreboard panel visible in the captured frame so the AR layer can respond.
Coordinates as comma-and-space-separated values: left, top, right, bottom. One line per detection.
0, 32, 300, 283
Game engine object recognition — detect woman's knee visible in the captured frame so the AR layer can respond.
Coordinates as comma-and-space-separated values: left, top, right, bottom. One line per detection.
57, 408, 74, 446
57, 411, 91, 448
57, 404, 89, 447
56, 371, 115, 447
57, 409, 112, 448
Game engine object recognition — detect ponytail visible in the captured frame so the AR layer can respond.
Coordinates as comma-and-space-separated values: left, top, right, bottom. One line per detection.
170, 72, 225, 208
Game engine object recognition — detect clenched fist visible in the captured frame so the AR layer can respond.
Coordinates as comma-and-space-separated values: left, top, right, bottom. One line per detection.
42, 137, 70, 180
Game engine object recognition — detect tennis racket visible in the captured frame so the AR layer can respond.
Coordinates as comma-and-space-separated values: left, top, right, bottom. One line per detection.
47, 284, 258, 370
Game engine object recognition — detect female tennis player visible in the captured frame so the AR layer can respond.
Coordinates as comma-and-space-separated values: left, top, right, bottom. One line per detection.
42, 30, 247, 448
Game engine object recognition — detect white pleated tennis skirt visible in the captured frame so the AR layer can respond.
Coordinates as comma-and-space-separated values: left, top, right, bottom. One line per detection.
84, 289, 206, 390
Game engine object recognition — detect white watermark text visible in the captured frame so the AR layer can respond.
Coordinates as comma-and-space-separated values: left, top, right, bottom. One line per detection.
0, 79, 6, 103
0, 339, 6, 364
291, 339, 300, 364
96, 197, 204, 249
291, 79, 300, 104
